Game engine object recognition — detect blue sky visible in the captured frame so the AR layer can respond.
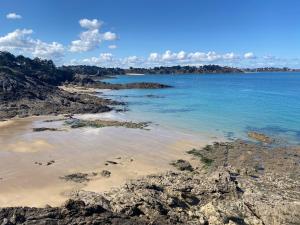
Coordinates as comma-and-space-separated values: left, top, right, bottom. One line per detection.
0, 0, 299, 68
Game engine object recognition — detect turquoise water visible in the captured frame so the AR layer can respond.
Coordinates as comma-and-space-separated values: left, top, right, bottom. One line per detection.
102, 73, 300, 144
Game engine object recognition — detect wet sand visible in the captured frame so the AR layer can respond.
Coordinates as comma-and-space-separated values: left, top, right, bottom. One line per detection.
0, 114, 218, 207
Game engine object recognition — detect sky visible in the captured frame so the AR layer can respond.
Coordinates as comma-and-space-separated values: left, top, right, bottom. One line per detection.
0, 0, 299, 68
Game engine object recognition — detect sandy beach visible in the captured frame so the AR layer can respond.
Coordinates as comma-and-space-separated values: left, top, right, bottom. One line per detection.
0, 114, 216, 207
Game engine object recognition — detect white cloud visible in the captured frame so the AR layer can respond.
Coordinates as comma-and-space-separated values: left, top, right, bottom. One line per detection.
122, 56, 142, 67
244, 52, 256, 59
188, 52, 207, 61
73, 50, 242, 68
99, 53, 113, 61
70, 29, 101, 52
149, 50, 227, 64
206, 51, 222, 61
70, 19, 118, 53
32, 40, 64, 59
148, 52, 160, 62
6, 13, 22, 20
103, 32, 117, 41
0, 29, 33, 50
177, 51, 186, 60
0, 29, 64, 61
162, 50, 177, 61
223, 52, 239, 60
82, 53, 114, 66
108, 45, 117, 49
69, 50, 300, 68
76, 53, 143, 67
79, 18, 102, 30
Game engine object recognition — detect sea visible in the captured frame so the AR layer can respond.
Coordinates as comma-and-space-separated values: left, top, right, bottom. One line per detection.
101, 72, 300, 145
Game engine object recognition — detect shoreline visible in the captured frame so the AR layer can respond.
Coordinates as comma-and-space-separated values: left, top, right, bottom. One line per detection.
0, 97, 299, 225
0, 137, 299, 224
0, 113, 214, 207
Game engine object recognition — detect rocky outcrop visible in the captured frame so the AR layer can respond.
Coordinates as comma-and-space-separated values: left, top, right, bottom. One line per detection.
0, 199, 154, 225
0, 52, 170, 120
247, 131, 274, 144
1, 141, 299, 225
170, 159, 194, 171
66, 80, 172, 90
64, 118, 150, 129
0, 52, 117, 119
0, 87, 115, 120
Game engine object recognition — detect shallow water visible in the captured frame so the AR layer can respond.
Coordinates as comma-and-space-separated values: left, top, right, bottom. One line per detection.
102, 73, 300, 144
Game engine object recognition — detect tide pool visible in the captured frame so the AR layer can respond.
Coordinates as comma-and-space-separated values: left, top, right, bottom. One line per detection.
101, 73, 300, 144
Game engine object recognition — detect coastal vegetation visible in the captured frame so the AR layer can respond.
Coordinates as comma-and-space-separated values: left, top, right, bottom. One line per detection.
61, 64, 299, 76
187, 148, 214, 167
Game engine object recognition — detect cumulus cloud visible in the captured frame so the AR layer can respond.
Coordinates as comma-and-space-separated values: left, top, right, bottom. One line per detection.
0, 29, 64, 61
70, 28, 101, 52
103, 32, 117, 41
6, 13, 22, 20
79, 18, 102, 29
177, 51, 186, 60
73, 53, 143, 68
72, 50, 244, 68
70, 19, 117, 53
148, 52, 160, 62
122, 56, 143, 67
223, 52, 239, 60
147, 50, 240, 65
68, 50, 300, 68
189, 51, 222, 62
244, 52, 256, 59
32, 40, 64, 59
82, 53, 114, 66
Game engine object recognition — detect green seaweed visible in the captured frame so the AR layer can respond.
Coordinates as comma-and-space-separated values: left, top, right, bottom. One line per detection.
187, 148, 214, 166
64, 118, 148, 129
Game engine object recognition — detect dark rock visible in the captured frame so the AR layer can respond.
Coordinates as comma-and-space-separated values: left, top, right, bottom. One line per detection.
46, 160, 55, 166
170, 159, 193, 171
64, 118, 149, 129
106, 161, 118, 165
101, 170, 111, 178
0, 52, 170, 120
60, 173, 89, 183
33, 128, 59, 132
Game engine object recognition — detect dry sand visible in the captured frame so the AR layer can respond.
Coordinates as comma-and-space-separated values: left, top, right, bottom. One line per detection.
0, 115, 218, 207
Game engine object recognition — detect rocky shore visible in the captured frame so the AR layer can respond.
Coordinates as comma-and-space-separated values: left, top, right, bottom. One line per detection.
0, 52, 170, 120
1, 52, 299, 224
1, 140, 299, 225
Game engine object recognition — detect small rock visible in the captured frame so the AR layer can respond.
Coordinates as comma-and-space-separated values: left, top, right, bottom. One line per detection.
170, 159, 193, 171
101, 170, 111, 178
106, 160, 118, 165
60, 173, 89, 183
